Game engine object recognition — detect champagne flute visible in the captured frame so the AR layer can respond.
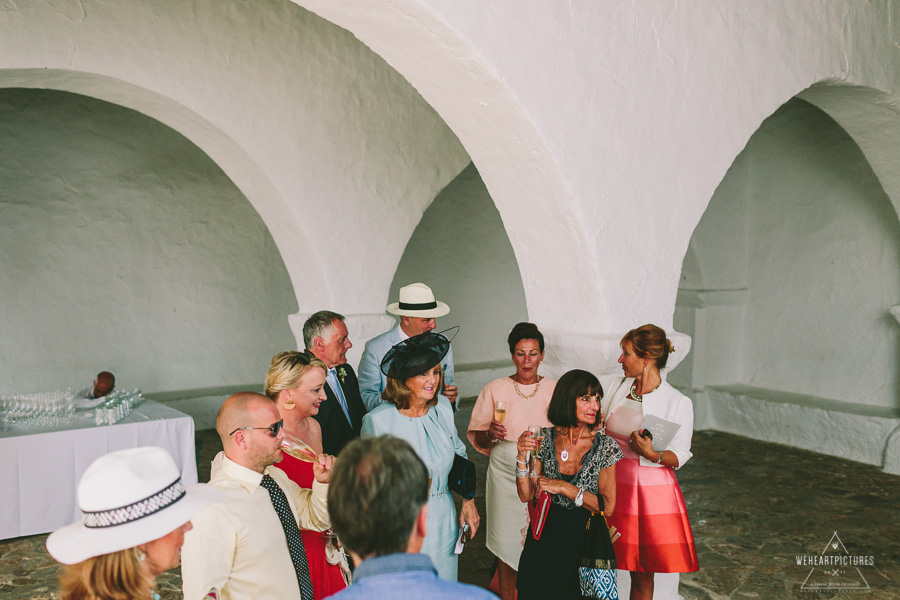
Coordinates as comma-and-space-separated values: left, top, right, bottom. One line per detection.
492, 400, 507, 443
529, 458, 542, 486
281, 432, 319, 463
526, 425, 543, 477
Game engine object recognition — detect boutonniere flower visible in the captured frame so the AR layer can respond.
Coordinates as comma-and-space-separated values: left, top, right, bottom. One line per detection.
337, 366, 348, 384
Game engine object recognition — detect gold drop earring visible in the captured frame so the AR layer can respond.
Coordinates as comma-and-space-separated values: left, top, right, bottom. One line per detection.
283, 390, 296, 410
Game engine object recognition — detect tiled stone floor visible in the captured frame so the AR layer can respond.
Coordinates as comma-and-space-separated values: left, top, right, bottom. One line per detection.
2, 400, 898, 599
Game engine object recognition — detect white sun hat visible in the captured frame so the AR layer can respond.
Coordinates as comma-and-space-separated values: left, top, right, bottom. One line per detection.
46, 446, 221, 565
386, 283, 450, 318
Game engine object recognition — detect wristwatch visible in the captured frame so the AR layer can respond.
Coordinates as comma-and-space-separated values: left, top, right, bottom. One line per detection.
574, 487, 585, 507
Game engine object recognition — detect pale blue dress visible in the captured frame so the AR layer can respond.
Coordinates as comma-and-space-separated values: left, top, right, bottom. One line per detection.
361, 397, 467, 581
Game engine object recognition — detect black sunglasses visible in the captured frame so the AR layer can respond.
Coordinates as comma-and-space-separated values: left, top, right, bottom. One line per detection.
229, 419, 284, 437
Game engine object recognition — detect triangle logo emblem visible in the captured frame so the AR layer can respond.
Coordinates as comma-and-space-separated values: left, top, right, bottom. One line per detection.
800, 532, 870, 591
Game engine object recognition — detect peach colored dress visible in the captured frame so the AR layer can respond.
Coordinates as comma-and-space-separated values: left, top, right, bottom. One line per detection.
467, 376, 555, 570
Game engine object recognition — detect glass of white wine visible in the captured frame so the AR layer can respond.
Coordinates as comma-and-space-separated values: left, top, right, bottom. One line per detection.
281, 432, 319, 463
492, 400, 507, 443
526, 425, 543, 476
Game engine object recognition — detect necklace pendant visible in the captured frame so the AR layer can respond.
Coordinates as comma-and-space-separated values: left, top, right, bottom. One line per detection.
560, 449, 569, 462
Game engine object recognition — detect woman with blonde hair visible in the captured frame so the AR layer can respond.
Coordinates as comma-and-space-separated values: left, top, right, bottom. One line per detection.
603, 324, 699, 600
46, 446, 219, 600
266, 350, 347, 598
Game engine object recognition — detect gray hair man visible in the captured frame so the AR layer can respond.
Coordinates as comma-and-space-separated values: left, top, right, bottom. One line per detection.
303, 310, 368, 455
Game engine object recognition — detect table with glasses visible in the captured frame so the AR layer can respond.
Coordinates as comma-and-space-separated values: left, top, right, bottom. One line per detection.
0, 399, 198, 540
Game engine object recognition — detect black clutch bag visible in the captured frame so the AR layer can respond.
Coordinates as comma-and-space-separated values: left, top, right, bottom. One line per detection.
448, 454, 476, 499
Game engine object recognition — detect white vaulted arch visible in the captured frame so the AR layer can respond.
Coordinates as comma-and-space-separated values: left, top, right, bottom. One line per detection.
292, 0, 609, 340
0, 68, 329, 307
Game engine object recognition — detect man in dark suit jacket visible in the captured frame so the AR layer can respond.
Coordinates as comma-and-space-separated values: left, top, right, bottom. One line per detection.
304, 310, 368, 456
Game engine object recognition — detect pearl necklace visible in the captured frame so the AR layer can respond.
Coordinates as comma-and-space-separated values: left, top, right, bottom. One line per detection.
629, 380, 660, 402
512, 376, 541, 399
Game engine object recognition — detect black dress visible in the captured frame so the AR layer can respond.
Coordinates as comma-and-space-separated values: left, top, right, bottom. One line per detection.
516, 429, 623, 600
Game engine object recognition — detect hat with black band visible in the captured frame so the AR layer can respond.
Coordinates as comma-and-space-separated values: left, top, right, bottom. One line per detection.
386, 283, 450, 318
47, 446, 221, 565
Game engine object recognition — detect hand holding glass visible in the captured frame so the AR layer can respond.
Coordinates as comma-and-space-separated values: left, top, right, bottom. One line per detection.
526, 425, 543, 477
491, 400, 507, 443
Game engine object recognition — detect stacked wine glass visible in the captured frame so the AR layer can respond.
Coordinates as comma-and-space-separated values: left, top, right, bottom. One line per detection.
0, 389, 77, 428
93, 389, 143, 425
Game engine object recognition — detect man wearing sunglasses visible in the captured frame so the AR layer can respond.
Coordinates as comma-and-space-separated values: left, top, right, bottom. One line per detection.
182, 392, 335, 600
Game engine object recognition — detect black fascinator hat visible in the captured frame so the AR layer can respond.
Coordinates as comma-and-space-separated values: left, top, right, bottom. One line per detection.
380, 331, 452, 380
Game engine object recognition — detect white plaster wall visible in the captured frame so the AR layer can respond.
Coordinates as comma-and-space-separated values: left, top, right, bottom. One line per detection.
0, 89, 298, 394
389, 163, 528, 369
680, 98, 900, 409
742, 100, 900, 408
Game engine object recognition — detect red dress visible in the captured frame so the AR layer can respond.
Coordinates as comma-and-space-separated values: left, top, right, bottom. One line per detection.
277, 453, 348, 599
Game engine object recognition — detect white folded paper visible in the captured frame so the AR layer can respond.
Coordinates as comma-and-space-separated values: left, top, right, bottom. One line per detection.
639, 413, 681, 452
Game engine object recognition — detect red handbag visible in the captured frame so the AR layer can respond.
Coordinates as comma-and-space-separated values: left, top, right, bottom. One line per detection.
528, 491, 551, 539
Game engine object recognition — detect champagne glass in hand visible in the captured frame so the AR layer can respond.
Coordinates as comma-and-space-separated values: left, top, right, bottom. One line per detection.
492, 400, 507, 443
526, 425, 543, 476
281, 432, 318, 463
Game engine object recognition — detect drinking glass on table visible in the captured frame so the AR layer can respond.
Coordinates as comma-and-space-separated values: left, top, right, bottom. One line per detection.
492, 400, 507, 443
526, 425, 543, 477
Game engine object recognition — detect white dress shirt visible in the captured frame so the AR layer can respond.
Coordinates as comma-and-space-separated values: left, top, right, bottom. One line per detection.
181, 452, 331, 600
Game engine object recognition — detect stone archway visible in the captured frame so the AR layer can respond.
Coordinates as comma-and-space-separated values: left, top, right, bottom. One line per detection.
676, 91, 900, 471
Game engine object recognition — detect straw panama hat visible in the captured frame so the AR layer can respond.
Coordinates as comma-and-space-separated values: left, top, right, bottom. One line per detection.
46, 446, 221, 565
386, 283, 450, 318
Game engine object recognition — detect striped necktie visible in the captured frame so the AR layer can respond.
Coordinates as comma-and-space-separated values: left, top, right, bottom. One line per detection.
259, 473, 314, 600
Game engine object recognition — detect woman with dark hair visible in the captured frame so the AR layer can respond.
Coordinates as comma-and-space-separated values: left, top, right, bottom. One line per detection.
361, 331, 480, 581
466, 322, 556, 599
603, 324, 699, 600
515, 369, 622, 599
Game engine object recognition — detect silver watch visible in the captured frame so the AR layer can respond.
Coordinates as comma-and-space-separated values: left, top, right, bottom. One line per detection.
574, 487, 585, 507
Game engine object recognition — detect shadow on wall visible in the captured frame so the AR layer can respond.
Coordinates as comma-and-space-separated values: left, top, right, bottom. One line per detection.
390, 163, 527, 387
675, 97, 900, 469
0, 88, 298, 395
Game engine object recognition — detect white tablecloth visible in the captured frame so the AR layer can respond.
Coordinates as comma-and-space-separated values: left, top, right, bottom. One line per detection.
0, 400, 197, 540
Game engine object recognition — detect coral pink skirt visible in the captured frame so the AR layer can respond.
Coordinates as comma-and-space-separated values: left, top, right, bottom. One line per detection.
605, 433, 699, 573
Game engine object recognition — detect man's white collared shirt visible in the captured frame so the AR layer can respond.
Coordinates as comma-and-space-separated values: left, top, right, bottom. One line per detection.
181, 453, 330, 600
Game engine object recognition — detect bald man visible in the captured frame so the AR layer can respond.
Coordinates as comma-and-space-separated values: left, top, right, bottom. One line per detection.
75, 371, 115, 400
181, 392, 334, 600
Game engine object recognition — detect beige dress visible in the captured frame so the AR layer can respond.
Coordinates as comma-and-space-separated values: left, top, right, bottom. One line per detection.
467, 376, 555, 570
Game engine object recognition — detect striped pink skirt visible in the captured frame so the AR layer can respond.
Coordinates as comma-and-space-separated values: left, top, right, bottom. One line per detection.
606, 434, 699, 573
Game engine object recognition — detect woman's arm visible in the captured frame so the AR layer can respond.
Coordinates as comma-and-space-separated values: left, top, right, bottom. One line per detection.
540, 462, 617, 514
472, 419, 508, 447
630, 432, 679, 468
596, 463, 616, 516
515, 430, 540, 502
459, 498, 480, 538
